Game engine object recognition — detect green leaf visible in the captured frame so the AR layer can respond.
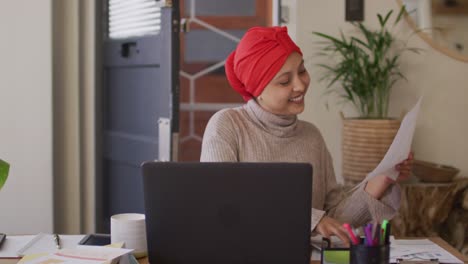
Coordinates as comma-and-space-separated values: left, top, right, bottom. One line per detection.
0, 159, 10, 190
312, 7, 419, 118
312, 32, 344, 45
395, 5, 406, 25
406, 47, 423, 54
357, 23, 375, 49
351, 37, 370, 49
378, 14, 384, 27
382, 10, 394, 27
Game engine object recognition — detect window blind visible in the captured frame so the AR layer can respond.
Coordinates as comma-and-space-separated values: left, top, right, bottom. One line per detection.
108, 0, 162, 39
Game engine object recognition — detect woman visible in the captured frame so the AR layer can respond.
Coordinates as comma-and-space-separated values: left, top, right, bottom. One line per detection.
200, 26, 412, 245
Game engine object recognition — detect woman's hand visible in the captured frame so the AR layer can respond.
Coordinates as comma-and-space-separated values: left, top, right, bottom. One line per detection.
315, 216, 350, 247
365, 152, 414, 199
395, 152, 414, 182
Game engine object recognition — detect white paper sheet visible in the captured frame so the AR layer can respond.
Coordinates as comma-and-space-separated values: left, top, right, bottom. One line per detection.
364, 97, 422, 181
16, 233, 85, 257
0, 235, 35, 258
119, 253, 139, 264
18, 245, 133, 264
390, 238, 464, 264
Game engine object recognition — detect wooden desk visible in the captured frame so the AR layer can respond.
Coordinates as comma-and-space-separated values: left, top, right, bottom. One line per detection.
137, 237, 467, 264
1, 237, 466, 264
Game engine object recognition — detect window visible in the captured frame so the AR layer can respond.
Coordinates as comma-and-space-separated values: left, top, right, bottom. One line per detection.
108, 0, 162, 39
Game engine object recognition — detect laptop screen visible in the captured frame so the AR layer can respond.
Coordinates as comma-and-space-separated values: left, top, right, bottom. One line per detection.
142, 162, 312, 264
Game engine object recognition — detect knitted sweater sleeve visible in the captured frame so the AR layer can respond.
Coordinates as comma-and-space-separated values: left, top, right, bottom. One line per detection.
318, 139, 401, 228
200, 110, 238, 162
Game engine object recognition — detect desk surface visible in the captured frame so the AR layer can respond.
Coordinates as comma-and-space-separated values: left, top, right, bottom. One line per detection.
124, 237, 468, 264
1, 237, 466, 264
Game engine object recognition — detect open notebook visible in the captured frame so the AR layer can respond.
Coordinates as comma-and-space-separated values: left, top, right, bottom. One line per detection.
16, 233, 84, 257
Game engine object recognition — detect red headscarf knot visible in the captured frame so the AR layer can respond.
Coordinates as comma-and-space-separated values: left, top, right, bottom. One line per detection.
225, 26, 302, 101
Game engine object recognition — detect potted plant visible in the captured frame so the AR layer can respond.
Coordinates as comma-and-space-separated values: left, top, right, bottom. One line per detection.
313, 7, 419, 184
0, 159, 9, 190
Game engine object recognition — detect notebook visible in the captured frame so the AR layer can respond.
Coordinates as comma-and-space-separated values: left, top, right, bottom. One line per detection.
17, 245, 133, 264
16, 233, 85, 257
142, 162, 313, 264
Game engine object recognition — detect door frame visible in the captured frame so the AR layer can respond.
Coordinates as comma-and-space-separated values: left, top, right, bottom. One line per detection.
95, 0, 180, 233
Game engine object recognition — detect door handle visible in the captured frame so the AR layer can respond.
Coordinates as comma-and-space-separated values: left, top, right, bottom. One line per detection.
120, 42, 137, 58
180, 18, 190, 33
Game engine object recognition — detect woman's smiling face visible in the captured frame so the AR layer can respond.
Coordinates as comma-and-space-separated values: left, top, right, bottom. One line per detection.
256, 52, 310, 116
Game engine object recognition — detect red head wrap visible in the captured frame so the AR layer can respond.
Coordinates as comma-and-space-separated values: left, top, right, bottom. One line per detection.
225, 26, 302, 101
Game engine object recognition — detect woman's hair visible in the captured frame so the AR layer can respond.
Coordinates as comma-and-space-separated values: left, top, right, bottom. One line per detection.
225, 26, 302, 101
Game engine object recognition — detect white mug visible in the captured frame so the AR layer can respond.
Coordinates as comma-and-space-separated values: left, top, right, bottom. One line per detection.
111, 213, 148, 258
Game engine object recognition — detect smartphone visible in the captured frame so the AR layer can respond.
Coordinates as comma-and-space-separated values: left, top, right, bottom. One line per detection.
0, 233, 6, 248
78, 234, 110, 246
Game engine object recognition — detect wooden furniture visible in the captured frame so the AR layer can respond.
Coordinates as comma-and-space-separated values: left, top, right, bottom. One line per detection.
128, 237, 468, 264
392, 179, 468, 257
0, 237, 465, 264
138, 238, 466, 264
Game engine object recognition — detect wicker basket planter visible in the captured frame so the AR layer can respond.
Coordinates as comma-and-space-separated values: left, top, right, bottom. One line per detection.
342, 118, 401, 184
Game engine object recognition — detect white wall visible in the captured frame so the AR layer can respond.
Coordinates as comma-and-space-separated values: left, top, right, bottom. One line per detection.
0, 0, 53, 234
280, 0, 298, 41
297, 0, 468, 182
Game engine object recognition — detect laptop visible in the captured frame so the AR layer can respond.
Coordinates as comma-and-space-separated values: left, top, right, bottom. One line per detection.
141, 162, 312, 264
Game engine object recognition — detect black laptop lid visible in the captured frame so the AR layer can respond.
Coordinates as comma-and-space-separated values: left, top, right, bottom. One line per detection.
142, 162, 312, 264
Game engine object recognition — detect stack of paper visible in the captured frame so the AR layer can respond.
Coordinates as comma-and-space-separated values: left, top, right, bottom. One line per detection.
17, 233, 85, 257
0, 235, 36, 258
0, 234, 86, 258
18, 245, 133, 264
390, 238, 464, 264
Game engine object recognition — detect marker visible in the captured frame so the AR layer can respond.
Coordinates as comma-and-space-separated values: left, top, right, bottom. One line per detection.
385, 223, 392, 244
381, 220, 389, 245
53, 234, 61, 249
373, 224, 381, 246
364, 224, 373, 246
343, 223, 360, 245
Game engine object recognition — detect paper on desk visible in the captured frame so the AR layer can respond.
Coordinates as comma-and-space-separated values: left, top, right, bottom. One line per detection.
119, 253, 139, 264
18, 245, 133, 264
364, 97, 422, 182
0, 235, 35, 258
390, 238, 464, 264
16, 233, 85, 257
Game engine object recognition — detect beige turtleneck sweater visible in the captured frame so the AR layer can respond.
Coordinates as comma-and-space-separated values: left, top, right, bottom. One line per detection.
200, 99, 401, 231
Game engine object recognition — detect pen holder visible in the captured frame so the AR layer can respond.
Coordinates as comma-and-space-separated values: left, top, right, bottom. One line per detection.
350, 243, 390, 264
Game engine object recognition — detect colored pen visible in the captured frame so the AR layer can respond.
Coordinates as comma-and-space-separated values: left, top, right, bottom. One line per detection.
373, 224, 381, 246
385, 223, 392, 244
343, 223, 360, 245
364, 224, 373, 246
381, 219, 389, 245
53, 234, 61, 249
